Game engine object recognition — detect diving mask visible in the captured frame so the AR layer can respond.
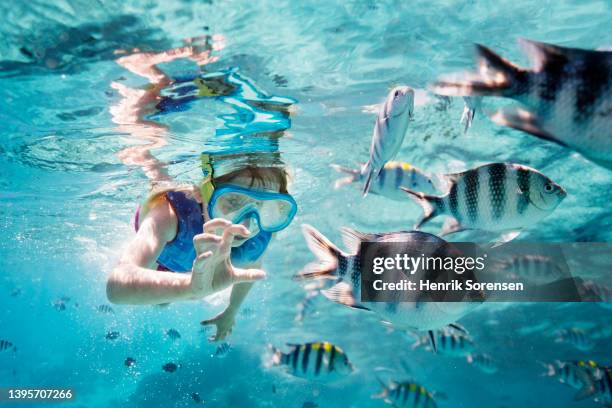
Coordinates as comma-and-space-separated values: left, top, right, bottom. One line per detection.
207, 184, 297, 233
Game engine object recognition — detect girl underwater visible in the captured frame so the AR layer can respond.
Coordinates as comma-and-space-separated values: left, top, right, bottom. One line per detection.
106, 36, 297, 341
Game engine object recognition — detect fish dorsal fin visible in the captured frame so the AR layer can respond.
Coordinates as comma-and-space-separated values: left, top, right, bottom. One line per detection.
518, 39, 611, 71
340, 227, 377, 254
322, 282, 371, 311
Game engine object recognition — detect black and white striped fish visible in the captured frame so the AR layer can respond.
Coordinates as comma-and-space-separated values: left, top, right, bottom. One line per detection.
165, 328, 181, 341
97, 304, 115, 314
433, 40, 612, 169
590, 367, 612, 406
332, 161, 436, 200
295, 225, 483, 333
269, 341, 353, 380
412, 328, 475, 357
363, 86, 415, 196
214, 342, 231, 358
492, 255, 567, 285
402, 163, 566, 235
554, 328, 594, 351
0, 339, 17, 352
541, 360, 598, 399
466, 353, 498, 374
373, 380, 443, 408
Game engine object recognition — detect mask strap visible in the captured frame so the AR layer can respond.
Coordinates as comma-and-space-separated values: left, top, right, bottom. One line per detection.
200, 153, 215, 204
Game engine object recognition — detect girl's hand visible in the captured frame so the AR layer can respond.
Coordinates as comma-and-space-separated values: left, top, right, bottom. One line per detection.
189, 219, 266, 297
201, 309, 236, 341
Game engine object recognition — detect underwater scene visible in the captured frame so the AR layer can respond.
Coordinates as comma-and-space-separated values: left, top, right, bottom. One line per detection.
1, 0, 611, 407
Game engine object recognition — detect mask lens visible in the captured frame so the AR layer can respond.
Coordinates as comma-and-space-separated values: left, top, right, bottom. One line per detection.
210, 188, 296, 232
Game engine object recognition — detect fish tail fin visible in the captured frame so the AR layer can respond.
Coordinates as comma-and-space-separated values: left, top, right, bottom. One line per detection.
401, 188, 443, 229
428, 330, 438, 354
433, 44, 528, 98
362, 169, 375, 197
295, 224, 342, 280
267, 344, 283, 367
371, 376, 389, 399
537, 360, 554, 377
330, 164, 361, 190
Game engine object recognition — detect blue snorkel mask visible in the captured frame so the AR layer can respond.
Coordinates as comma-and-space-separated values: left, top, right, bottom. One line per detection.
200, 154, 297, 265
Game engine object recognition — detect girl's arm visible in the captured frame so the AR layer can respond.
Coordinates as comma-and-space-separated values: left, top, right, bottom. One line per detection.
106, 198, 195, 304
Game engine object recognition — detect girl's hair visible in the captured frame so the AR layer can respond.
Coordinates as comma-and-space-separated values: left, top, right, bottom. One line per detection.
141, 166, 289, 217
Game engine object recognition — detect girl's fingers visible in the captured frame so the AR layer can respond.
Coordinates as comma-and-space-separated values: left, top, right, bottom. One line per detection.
192, 251, 213, 269
193, 233, 222, 254
203, 218, 232, 234
220, 225, 251, 252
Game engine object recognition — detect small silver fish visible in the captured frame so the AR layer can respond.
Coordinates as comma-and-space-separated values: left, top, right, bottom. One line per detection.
332, 161, 436, 200
269, 342, 353, 380
363, 86, 415, 196
434, 40, 612, 169
373, 380, 443, 408
466, 353, 498, 374
554, 328, 594, 351
403, 163, 566, 236
460, 96, 482, 133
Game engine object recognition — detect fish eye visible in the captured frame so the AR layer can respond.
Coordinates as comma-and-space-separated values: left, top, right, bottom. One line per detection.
394, 90, 400, 98
544, 183, 554, 193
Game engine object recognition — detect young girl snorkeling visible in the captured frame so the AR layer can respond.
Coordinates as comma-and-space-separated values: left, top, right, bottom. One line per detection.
107, 152, 297, 341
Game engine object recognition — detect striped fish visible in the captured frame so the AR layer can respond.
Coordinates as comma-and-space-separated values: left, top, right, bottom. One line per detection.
591, 367, 612, 406
541, 360, 598, 398
363, 86, 415, 196
402, 163, 566, 235
332, 161, 436, 200
373, 380, 441, 408
269, 342, 353, 379
165, 328, 181, 341
433, 40, 612, 169
466, 353, 498, 374
97, 304, 115, 314
295, 225, 483, 334
0, 339, 17, 352
214, 342, 231, 358
412, 328, 475, 357
493, 255, 567, 285
554, 328, 594, 351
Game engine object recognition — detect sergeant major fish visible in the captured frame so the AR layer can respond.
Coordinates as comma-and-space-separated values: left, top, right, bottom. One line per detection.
491, 255, 567, 285
402, 163, 566, 237
466, 353, 498, 374
541, 360, 600, 400
373, 380, 444, 408
433, 40, 612, 169
554, 328, 594, 351
411, 328, 475, 357
165, 328, 181, 341
0, 339, 17, 352
295, 224, 483, 344
363, 86, 415, 196
332, 161, 437, 200
268, 341, 353, 380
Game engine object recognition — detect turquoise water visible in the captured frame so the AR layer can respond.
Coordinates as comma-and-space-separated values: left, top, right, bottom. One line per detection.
1, 1, 611, 407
